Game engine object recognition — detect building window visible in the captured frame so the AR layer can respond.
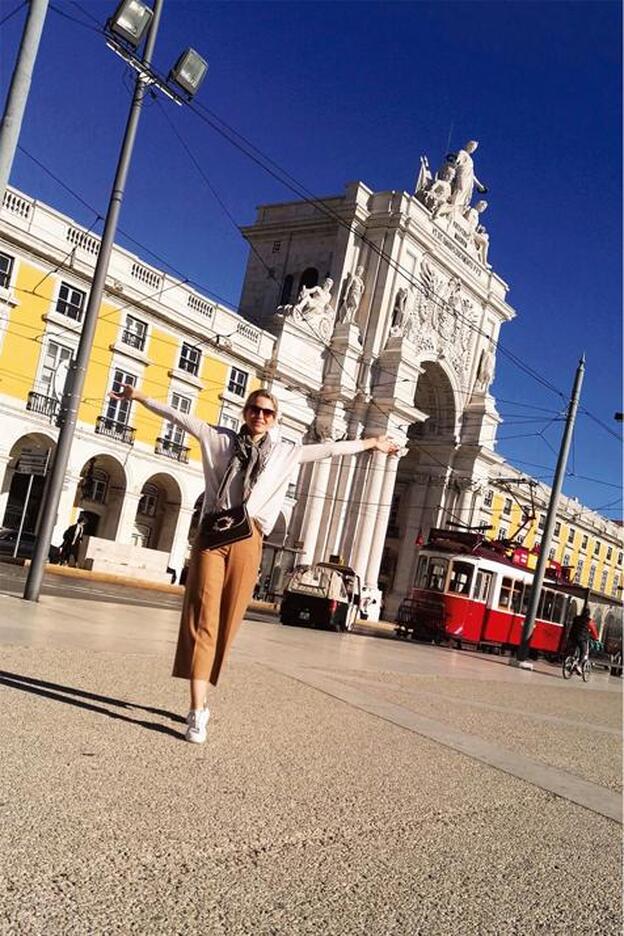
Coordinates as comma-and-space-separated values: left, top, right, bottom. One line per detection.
581, 534, 588, 550
105, 369, 136, 425
538, 514, 546, 531
554, 521, 561, 537
82, 468, 108, 504
503, 497, 512, 516
567, 528, 576, 546
40, 340, 72, 398
228, 367, 248, 397
483, 489, 493, 508
588, 564, 596, 588
612, 575, 621, 598
56, 281, 86, 322
0, 251, 15, 289
618, 551, 623, 567
563, 552, 571, 567
606, 546, 613, 562
165, 394, 190, 441
574, 560, 584, 584
220, 412, 239, 432
122, 315, 147, 351
164, 392, 191, 445
272, 241, 281, 253
138, 483, 159, 518
600, 569, 609, 594
548, 546, 556, 560
179, 342, 201, 377
498, 527, 507, 541
593, 541, 601, 559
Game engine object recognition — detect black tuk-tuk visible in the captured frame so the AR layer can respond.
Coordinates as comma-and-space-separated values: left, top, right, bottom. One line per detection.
280, 562, 361, 632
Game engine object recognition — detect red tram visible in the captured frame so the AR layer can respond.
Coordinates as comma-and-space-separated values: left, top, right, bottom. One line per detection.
395, 529, 622, 661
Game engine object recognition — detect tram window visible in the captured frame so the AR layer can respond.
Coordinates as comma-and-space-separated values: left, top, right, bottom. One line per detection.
499, 577, 513, 609
448, 562, 474, 595
415, 555, 428, 587
511, 581, 524, 613
426, 559, 448, 592
538, 589, 556, 621
521, 587, 530, 615
553, 593, 565, 624
474, 571, 493, 603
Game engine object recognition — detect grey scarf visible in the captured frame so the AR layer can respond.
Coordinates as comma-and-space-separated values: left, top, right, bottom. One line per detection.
215, 427, 272, 510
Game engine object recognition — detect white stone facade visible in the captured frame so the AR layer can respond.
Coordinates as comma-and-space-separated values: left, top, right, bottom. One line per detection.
0, 172, 621, 610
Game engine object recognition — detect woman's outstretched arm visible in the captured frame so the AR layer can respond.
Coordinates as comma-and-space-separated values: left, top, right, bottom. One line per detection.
109, 384, 208, 440
298, 435, 400, 464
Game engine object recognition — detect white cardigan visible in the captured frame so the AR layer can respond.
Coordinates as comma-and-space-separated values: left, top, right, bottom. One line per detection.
143, 398, 368, 536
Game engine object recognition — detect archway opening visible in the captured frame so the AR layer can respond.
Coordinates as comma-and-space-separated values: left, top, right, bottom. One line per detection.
74, 454, 127, 540
2, 434, 55, 532
133, 473, 182, 551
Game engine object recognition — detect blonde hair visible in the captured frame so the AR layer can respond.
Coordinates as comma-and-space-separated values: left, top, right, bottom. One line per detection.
243, 388, 279, 415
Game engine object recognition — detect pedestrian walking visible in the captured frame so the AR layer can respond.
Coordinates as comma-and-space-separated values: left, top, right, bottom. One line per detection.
59, 514, 87, 566
110, 384, 400, 743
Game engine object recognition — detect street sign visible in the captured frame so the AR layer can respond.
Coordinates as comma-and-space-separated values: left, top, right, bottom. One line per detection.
16, 450, 49, 476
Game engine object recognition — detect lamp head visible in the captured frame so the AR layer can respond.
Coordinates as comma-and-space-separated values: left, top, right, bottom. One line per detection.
107, 0, 153, 48
169, 49, 208, 97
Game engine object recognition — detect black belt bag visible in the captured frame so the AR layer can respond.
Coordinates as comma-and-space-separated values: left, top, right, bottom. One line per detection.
196, 504, 253, 551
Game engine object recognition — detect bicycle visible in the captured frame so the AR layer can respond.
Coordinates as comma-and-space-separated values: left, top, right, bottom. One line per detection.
562, 646, 591, 682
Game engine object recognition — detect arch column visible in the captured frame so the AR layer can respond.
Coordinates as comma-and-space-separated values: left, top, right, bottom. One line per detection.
350, 452, 386, 580
299, 458, 332, 565
115, 492, 141, 544
0, 452, 12, 526
365, 454, 401, 587
50, 472, 81, 545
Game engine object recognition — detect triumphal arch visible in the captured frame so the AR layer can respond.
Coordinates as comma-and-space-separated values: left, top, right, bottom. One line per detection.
239, 140, 516, 616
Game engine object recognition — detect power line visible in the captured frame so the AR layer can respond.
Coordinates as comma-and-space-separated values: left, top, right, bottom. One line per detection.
0, 1, 26, 30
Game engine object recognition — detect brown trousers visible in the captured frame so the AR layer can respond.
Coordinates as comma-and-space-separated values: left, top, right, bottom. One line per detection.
172, 525, 263, 685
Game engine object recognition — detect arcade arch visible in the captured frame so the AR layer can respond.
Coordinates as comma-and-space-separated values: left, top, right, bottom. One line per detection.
74, 454, 127, 539
132, 472, 182, 552
1, 433, 55, 532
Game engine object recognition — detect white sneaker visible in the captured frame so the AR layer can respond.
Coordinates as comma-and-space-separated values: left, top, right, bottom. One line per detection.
185, 707, 210, 744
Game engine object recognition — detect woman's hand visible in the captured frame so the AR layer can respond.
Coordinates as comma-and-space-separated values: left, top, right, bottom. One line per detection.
109, 383, 142, 403
373, 435, 401, 455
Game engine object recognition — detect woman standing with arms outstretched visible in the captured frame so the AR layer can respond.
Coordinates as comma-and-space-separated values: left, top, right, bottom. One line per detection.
110, 384, 399, 743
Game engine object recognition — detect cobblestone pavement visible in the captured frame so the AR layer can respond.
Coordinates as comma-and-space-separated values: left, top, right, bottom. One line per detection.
0, 591, 621, 935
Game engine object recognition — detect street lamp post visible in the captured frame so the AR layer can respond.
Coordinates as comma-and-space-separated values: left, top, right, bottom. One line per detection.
24, 0, 207, 601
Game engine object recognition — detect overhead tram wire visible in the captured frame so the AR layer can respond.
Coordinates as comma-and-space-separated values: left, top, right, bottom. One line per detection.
11, 140, 594, 428
0, 1, 26, 29
10, 149, 619, 496
44, 3, 568, 406
45, 1, 622, 447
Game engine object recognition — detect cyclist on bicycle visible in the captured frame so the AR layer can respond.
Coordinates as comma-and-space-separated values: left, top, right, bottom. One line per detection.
567, 607, 598, 673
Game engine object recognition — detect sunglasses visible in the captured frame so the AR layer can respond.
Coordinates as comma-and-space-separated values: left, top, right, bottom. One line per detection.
246, 404, 276, 419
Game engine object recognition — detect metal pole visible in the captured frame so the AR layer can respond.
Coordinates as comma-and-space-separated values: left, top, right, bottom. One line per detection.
0, 0, 49, 204
513, 356, 586, 668
23, 0, 164, 601
13, 473, 34, 558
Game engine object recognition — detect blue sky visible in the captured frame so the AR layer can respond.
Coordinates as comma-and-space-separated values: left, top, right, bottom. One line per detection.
1, 0, 621, 515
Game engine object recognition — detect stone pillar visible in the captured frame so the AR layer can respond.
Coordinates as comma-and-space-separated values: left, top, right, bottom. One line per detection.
324, 453, 359, 560
115, 491, 141, 544
365, 454, 400, 587
50, 473, 80, 546
299, 458, 332, 565
350, 451, 386, 579
0, 451, 12, 526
